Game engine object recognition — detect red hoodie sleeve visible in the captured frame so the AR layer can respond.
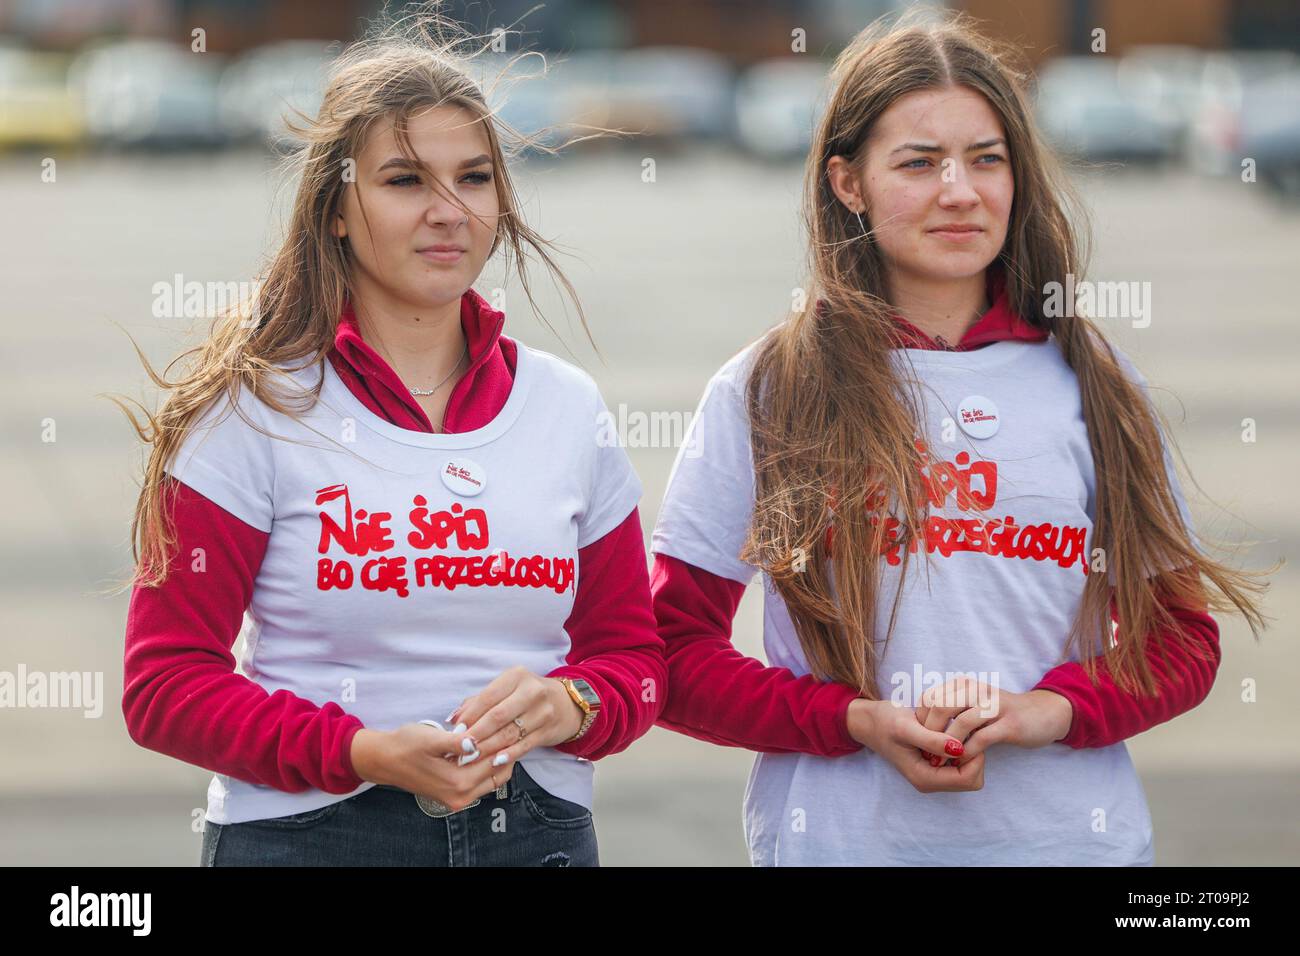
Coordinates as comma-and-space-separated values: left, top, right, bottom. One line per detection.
1033, 593, 1221, 749
547, 507, 667, 761
122, 476, 366, 794
650, 553, 862, 756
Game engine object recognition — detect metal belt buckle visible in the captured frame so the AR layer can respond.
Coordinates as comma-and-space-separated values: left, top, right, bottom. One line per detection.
415, 793, 480, 818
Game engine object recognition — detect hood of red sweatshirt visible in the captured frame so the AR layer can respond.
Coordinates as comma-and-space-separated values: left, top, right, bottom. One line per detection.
887, 262, 1048, 350
328, 288, 516, 433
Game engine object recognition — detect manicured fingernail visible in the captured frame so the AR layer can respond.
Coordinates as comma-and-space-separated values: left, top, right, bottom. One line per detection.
492, 752, 508, 767
445, 712, 458, 723
458, 751, 480, 766
929, 755, 941, 767
460, 736, 476, 752
945, 740, 964, 756
453, 722, 468, 735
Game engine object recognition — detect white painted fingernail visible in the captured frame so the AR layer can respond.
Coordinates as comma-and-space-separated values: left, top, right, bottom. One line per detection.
460, 737, 476, 753
458, 751, 480, 766
492, 752, 508, 767
421, 719, 446, 731
453, 722, 468, 735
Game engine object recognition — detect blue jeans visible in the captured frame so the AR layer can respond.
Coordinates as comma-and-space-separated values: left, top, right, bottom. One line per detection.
200, 762, 598, 866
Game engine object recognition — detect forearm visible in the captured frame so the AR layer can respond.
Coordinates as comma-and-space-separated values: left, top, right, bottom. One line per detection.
651, 553, 862, 756
1034, 601, 1221, 749
122, 478, 367, 794
548, 508, 667, 761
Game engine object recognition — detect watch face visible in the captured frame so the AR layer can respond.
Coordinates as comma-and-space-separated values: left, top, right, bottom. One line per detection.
572, 679, 600, 709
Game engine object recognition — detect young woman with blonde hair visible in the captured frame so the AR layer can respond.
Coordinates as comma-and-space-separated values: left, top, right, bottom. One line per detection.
651, 11, 1270, 866
117, 14, 663, 867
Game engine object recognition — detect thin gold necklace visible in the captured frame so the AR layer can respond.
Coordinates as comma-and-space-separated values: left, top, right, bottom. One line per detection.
408, 344, 468, 396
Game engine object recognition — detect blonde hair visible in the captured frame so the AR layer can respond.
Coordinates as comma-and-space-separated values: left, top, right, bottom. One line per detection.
108, 5, 596, 591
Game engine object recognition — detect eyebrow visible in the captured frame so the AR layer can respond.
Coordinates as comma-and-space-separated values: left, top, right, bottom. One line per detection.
889, 138, 1006, 155
375, 153, 494, 172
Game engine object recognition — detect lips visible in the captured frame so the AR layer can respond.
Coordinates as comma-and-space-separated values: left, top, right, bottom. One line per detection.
928, 224, 983, 242
418, 245, 466, 262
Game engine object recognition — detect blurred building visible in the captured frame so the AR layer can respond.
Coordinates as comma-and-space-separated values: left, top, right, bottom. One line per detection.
2, 0, 1297, 57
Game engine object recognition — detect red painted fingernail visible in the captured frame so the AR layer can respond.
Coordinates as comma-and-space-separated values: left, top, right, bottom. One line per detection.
945, 740, 964, 756
928, 755, 941, 767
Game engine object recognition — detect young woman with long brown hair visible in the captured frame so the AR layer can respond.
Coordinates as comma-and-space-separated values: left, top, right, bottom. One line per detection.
115, 14, 664, 867
651, 11, 1270, 866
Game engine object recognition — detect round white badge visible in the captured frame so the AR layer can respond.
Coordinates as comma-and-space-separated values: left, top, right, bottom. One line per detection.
957, 395, 1000, 439
440, 458, 487, 496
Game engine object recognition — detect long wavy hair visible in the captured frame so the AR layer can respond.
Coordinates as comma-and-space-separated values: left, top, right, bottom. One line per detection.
109, 7, 594, 591
740, 9, 1273, 697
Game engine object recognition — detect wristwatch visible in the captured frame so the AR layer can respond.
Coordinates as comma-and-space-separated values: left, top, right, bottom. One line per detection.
558, 677, 600, 742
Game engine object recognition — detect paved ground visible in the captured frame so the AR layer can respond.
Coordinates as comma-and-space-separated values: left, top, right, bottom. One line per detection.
1, 147, 1296, 865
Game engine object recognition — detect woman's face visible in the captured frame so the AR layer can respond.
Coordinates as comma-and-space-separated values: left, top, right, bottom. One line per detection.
334, 104, 501, 311
828, 85, 1013, 288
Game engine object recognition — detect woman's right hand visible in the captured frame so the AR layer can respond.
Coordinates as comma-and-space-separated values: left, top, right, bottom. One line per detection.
349, 724, 516, 811
845, 698, 985, 793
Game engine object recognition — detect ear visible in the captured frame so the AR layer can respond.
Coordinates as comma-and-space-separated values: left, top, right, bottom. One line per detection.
332, 211, 348, 240
826, 155, 865, 214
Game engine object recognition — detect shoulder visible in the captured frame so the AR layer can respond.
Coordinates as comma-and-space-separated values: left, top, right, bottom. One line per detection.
515, 343, 603, 405
696, 335, 770, 413
188, 356, 325, 437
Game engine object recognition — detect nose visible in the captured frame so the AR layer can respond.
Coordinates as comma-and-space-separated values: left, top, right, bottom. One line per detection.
937, 160, 980, 208
425, 180, 469, 228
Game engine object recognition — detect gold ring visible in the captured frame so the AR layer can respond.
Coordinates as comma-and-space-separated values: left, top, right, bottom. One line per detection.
513, 717, 527, 740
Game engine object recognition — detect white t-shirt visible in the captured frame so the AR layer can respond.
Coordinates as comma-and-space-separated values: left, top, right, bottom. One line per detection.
652, 335, 1193, 866
167, 343, 641, 825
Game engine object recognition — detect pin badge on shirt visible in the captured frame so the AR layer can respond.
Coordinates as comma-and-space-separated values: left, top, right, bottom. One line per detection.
441, 458, 487, 496
957, 395, 1000, 439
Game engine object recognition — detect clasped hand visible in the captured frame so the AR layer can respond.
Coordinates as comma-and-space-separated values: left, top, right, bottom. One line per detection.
847, 677, 1072, 794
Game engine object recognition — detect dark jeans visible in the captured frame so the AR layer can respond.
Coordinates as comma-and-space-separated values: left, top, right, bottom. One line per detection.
200, 762, 598, 866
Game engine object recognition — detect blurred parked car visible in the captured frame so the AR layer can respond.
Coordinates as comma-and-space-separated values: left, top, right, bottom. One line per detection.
1117, 44, 1207, 150
68, 40, 225, 148
0, 46, 83, 148
1185, 51, 1299, 176
734, 57, 828, 161
1238, 70, 1300, 198
1035, 56, 1180, 164
218, 41, 334, 148
516, 47, 734, 146
612, 47, 734, 140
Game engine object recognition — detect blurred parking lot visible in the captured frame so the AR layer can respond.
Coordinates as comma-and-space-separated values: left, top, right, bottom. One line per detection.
1, 0, 1298, 865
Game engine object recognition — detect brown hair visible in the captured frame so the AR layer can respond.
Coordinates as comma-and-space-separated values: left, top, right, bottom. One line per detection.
740, 9, 1273, 697
108, 6, 595, 591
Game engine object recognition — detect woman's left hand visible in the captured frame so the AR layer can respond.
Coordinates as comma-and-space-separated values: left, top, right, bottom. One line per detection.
448, 666, 585, 763
914, 678, 1073, 766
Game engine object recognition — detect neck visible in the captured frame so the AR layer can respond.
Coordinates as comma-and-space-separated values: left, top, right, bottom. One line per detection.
886, 270, 989, 345
350, 282, 468, 388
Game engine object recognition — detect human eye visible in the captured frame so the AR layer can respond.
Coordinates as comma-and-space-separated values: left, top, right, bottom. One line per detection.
387, 173, 420, 186
900, 157, 931, 169
461, 171, 493, 185
975, 153, 1006, 165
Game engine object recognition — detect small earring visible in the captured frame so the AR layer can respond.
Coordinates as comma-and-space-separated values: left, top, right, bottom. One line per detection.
854, 210, 867, 237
